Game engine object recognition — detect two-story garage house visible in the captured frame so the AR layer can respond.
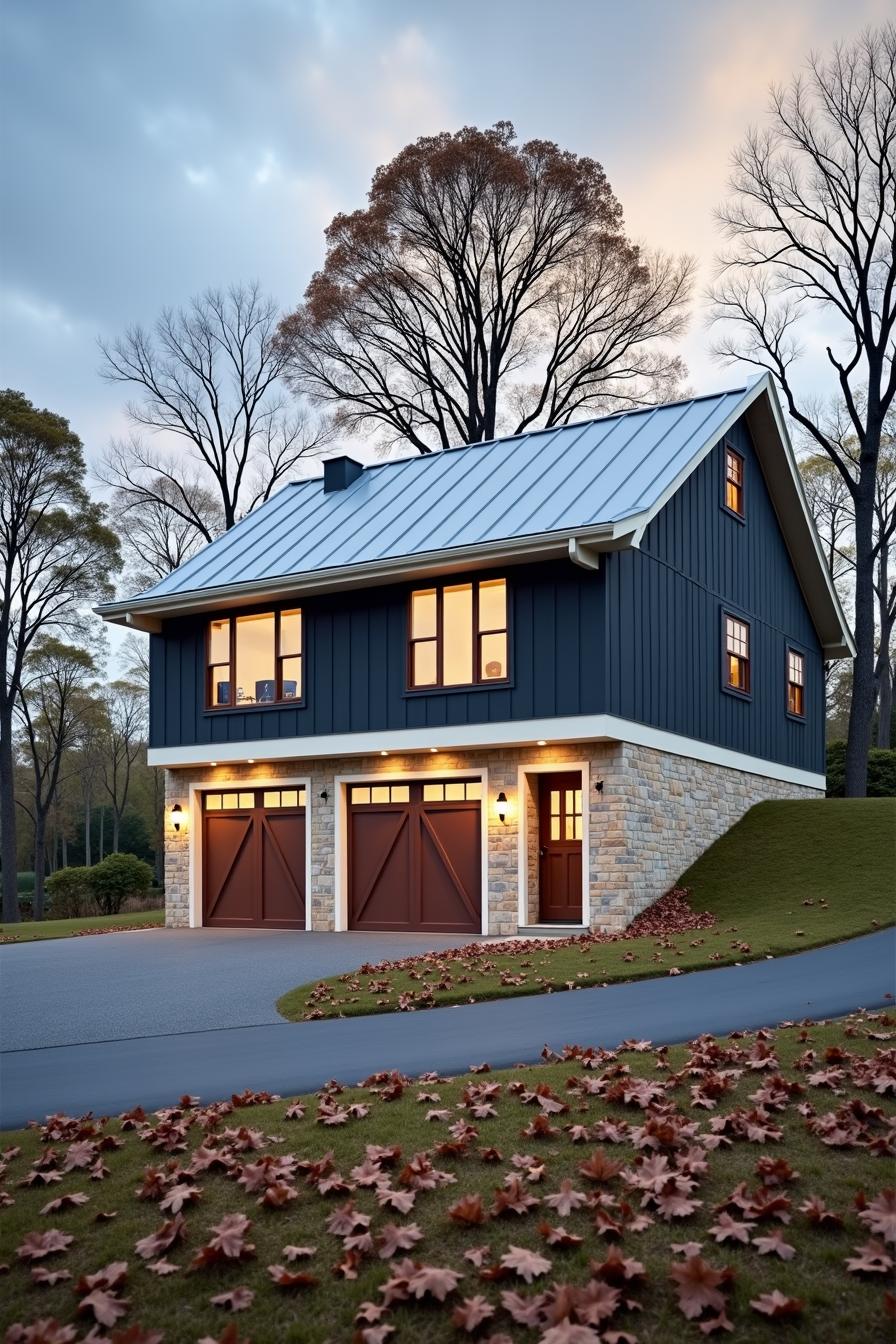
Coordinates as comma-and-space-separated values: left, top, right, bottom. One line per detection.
98, 375, 853, 940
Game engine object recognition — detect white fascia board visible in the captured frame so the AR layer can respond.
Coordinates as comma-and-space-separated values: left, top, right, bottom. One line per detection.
95, 525, 617, 625
148, 712, 826, 792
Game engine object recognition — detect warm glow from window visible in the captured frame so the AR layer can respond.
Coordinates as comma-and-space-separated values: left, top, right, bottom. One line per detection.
207, 609, 302, 708
787, 649, 805, 717
409, 578, 508, 688
724, 446, 744, 517
724, 615, 750, 693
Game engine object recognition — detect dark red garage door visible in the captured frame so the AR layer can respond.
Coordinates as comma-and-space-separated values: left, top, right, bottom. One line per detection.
202, 787, 306, 928
348, 779, 481, 933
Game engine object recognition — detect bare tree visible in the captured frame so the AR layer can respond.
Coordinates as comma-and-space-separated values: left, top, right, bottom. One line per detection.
710, 25, 896, 795
99, 681, 147, 854
0, 390, 119, 921
99, 283, 330, 569
17, 638, 98, 918
278, 122, 694, 453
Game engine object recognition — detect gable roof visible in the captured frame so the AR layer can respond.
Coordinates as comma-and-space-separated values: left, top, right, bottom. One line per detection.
97, 375, 855, 659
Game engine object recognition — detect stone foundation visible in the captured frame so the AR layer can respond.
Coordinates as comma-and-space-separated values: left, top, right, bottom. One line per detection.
163, 741, 820, 935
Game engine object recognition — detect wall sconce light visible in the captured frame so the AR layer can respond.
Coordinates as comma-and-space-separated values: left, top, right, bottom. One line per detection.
495, 791, 509, 825
319, 789, 329, 802
171, 803, 184, 832
595, 780, 604, 794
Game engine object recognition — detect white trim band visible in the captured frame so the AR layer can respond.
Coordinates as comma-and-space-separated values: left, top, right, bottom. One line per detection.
149, 712, 826, 792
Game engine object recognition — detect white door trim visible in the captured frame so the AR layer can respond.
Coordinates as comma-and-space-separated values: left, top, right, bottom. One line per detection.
186, 774, 312, 930
333, 766, 490, 936
516, 761, 589, 930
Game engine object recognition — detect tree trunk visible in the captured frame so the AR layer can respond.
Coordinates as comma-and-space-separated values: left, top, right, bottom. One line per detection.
844, 479, 877, 796
61, 830, 68, 868
99, 807, 104, 861
84, 795, 91, 866
112, 809, 120, 854
878, 664, 893, 750
0, 705, 20, 922
32, 810, 47, 921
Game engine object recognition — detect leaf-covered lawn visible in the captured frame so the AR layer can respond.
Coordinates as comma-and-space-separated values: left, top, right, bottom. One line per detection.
278, 799, 895, 1022
1, 1015, 894, 1343
0, 911, 164, 945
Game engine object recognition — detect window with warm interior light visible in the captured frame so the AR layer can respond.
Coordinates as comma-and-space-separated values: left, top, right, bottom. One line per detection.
207, 609, 302, 708
724, 614, 751, 694
786, 648, 805, 718
724, 445, 745, 518
408, 578, 508, 688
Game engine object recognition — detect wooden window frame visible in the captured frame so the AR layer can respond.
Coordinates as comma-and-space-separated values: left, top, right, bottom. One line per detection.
722, 610, 752, 699
722, 443, 746, 521
785, 645, 806, 721
406, 578, 510, 692
206, 607, 304, 711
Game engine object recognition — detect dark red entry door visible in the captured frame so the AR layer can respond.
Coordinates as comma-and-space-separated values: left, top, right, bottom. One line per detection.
202, 787, 306, 928
348, 780, 481, 933
538, 772, 583, 922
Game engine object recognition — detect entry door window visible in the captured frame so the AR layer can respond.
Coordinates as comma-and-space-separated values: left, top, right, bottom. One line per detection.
549, 786, 583, 840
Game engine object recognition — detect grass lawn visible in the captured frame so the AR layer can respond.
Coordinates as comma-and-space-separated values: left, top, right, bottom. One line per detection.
278, 799, 895, 1023
0, 909, 164, 944
1, 1014, 894, 1342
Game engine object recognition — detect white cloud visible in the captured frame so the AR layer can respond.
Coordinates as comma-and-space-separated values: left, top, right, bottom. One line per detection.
183, 164, 215, 188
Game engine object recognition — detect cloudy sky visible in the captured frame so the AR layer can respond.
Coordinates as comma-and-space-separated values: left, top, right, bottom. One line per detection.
0, 0, 887, 462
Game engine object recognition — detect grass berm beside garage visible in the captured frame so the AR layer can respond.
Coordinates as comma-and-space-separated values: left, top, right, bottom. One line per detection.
278, 799, 896, 1022
0, 1015, 893, 1343
0, 909, 164, 944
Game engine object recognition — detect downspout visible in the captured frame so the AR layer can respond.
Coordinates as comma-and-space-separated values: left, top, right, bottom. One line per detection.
568, 538, 601, 571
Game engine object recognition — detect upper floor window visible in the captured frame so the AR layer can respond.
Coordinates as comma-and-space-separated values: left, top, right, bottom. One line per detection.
409, 578, 508, 689
786, 648, 805, 718
724, 445, 745, 518
724, 614, 751, 695
207, 609, 302, 708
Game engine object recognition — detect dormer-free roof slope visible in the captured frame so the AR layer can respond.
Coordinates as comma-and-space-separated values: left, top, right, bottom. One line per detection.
98, 375, 855, 658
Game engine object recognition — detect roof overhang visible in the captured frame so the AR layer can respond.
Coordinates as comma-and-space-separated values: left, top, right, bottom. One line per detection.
96, 520, 637, 631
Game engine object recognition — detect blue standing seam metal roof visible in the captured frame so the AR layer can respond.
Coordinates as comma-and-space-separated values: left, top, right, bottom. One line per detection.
127, 384, 753, 602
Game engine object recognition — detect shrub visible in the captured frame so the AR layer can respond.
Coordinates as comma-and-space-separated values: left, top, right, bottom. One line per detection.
45, 867, 95, 918
827, 741, 896, 797
89, 852, 154, 916
17, 871, 35, 895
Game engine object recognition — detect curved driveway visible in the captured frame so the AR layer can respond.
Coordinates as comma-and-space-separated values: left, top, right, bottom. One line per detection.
1, 927, 893, 1129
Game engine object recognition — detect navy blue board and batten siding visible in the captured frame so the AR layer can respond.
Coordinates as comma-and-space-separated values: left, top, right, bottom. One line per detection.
149, 411, 824, 775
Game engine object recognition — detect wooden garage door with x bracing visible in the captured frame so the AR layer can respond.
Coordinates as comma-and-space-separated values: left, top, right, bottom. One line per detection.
348, 780, 482, 933
202, 788, 306, 928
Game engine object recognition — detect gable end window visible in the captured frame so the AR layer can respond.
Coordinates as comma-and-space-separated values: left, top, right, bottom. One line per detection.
786, 648, 805, 718
724, 445, 745, 518
409, 578, 508, 689
207, 609, 302, 708
723, 613, 751, 696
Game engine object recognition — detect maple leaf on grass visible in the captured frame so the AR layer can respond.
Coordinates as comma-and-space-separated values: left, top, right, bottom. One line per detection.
669, 1255, 734, 1320
197, 1325, 251, 1344
857, 1188, 896, 1244
452, 1294, 496, 1332
499, 1244, 552, 1283
31, 1267, 72, 1286
134, 1213, 186, 1260
492, 1175, 540, 1216
158, 1182, 201, 1214
16, 1229, 74, 1261
75, 1261, 129, 1294
210, 1287, 255, 1312
376, 1222, 424, 1259
709, 1213, 755, 1245
539, 1220, 584, 1247
592, 1245, 646, 1285
282, 1244, 316, 1260
267, 1263, 319, 1288
405, 1263, 464, 1301
77, 1288, 130, 1328
145, 1259, 179, 1276
799, 1195, 843, 1229
539, 1326, 601, 1343
3, 1323, 79, 1343
750, 1290, 804, 1318
449, 1193, 486, 1224
845, 1239, 894, 1275
753, 1228, 796, 1259
39, 1192, 89, 1215
578, 1149, 622, 1183
544, 1178, 588, 1217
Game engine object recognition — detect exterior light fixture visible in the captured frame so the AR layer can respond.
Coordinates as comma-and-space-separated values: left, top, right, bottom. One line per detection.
210, 761, 217, 767
537, 739, 547, 747
495, 791, 509, 825
595, 780, 604, 793
430, 747, 438, 753
380, 750, 389, 756
248, 758, 255, 764
171, 803, 184, 832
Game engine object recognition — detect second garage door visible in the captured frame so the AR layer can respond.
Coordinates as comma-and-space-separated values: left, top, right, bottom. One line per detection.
203, 787, 306, 928
348, 779, 481, 933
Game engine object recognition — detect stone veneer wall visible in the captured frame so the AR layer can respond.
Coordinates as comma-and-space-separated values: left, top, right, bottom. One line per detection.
163, 740, 821, 935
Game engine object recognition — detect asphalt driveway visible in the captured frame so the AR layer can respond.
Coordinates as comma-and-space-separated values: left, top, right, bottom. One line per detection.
0, 927, 480, 1050
1, 927, 893, 1129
